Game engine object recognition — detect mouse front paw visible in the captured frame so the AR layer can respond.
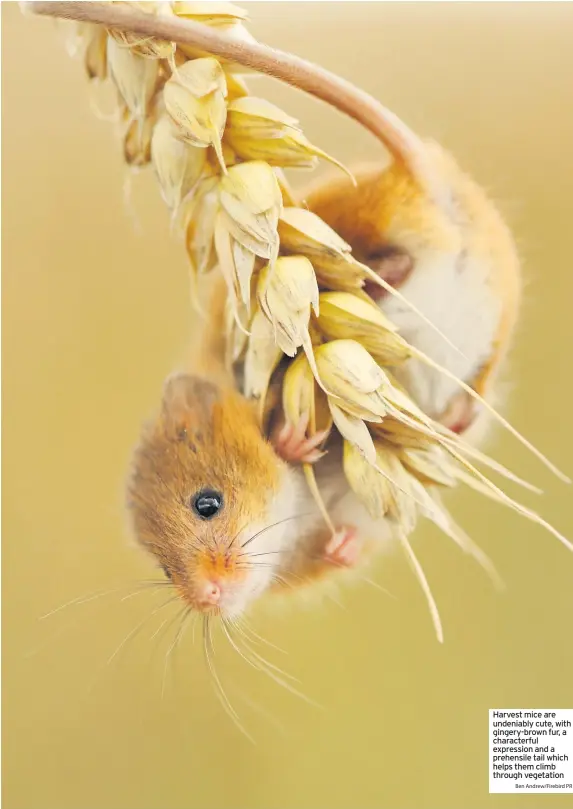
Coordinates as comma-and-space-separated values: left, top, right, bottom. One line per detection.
271, 413, 329, 464
324, 525, 361, 567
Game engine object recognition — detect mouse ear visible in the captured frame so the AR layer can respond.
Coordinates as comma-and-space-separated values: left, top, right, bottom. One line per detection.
161, 373, 220, 436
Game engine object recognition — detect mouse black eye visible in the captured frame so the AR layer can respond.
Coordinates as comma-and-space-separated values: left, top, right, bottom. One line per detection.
192, 488, 223, 520
161, 564, 172, 581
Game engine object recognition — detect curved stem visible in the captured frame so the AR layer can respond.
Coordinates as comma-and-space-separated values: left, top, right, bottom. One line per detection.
26, 1, 443, 203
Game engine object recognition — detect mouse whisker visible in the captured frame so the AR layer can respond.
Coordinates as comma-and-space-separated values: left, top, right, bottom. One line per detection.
230, 618, 287, 656
230, 686, 288, 737
161, 606, 193, 701
223, 621, 285, 682
270, 573, 296, 589
239, 550, 284, 559
27, 581, 173, 661
224, 623, 320, 708
235, 562, 279, 575
240, 512, 315, 549
270, 573, 299, 589
144, 609, 185, 681
191, 612, 199, 647
39, 579, 169, 620
202, 616, 254, 743
225, 624, 298, 683
221, 620, 261, 671
120, 582, 174, 602
149, 606, 180, 642
220, 629, 291, 735
105, 595, 180, 668
350, 574, 396, 599
226, 519, 251, 552
271, 572, 317, 595
84, 595, 180, 698
311, 555, 397, 600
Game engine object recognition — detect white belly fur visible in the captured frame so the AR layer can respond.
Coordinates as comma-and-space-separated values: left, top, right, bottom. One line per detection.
380, 251, 501, 418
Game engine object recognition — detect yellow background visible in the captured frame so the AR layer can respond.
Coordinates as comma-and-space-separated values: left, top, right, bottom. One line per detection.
3, 3, 573, 808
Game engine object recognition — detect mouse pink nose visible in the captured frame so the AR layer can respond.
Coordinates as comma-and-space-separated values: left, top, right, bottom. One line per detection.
197, 580, 221, 606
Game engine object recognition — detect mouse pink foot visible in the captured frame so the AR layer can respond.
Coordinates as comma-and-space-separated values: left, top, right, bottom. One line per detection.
363, 248, 413, 302
439, 390, 480, 435
324, 525, 360, 567
272, 413, 329, 464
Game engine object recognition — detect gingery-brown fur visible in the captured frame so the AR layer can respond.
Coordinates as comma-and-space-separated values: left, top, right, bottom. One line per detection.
304, 141, 522, 404
127, 374, 281, 583
302, 153, 460, 259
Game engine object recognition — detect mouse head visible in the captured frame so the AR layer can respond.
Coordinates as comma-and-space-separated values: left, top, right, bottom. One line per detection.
127, 373, 296, 618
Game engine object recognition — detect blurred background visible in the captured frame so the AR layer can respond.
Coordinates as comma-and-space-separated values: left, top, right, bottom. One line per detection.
3, 3, 573, 808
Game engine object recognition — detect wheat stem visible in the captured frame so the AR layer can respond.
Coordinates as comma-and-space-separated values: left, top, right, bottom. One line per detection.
26, 0, 443, 203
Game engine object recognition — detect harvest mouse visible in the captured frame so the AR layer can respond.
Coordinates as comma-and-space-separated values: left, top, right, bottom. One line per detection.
124, 30, 537, 624
127, 134, 524, 621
